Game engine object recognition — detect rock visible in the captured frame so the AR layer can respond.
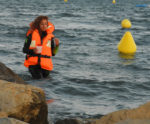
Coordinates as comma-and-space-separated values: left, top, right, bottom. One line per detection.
0, 80, 48, 124
0, 117, 29, 124
116, 119, 150, 124
0, 112, 8, 118
55, 118, 96, 124
92, 101, 150, 124
55, 118, 83, 124
0, 62, 24, 84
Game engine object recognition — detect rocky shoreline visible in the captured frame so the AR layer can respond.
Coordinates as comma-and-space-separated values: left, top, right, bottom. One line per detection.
0, 62, 48, 124
0, 61, 150, 124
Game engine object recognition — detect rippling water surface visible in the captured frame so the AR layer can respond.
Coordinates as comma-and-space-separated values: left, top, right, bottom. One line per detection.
0, 0, 150, 122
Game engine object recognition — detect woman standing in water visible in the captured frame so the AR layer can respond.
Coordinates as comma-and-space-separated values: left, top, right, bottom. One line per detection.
23, 16, 59, 79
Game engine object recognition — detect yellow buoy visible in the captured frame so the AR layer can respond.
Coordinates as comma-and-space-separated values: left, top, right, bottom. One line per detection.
121, 19, 132, 29
64, 0, 68, 2
117, 31, 137, 54
112, 0, 116, 4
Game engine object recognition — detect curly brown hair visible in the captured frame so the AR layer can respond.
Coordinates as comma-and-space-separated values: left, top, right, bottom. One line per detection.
31, 15, 48, 32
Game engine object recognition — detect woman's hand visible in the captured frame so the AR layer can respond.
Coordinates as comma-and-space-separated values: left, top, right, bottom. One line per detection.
54, 38, 59, 46
33, 46, 42, 54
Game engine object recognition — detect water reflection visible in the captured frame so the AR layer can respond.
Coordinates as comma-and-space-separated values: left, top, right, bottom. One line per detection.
118, 53, 135, 65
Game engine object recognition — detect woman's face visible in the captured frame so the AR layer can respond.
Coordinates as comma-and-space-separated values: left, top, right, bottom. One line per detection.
40, 19, 48, 31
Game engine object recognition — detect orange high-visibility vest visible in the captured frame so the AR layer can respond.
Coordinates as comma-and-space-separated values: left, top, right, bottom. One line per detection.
24, 22, 55, 71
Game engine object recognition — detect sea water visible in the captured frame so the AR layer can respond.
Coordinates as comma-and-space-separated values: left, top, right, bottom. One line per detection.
0, 0, 150, 123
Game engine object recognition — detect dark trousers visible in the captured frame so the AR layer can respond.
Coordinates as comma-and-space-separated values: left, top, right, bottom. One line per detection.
29, 65, 50, 79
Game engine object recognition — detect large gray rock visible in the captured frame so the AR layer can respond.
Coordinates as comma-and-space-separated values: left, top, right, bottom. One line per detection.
0, 62, 24, 84
0, 117, 29, 124
0, 80, 48, 124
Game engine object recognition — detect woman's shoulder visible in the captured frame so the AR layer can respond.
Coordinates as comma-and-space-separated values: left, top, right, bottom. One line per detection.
48, 21, 54, 25
47, 22, 55, 34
